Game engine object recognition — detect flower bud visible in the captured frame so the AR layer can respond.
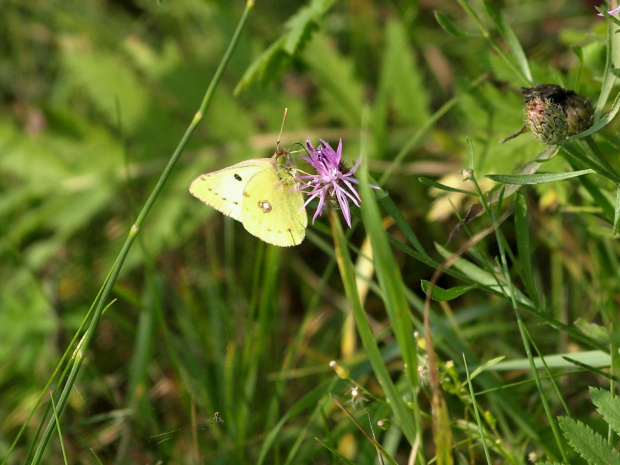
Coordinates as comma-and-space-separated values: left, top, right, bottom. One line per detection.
377, 419, 392, 431
524, 97, 568, 145
522, 84, 593, 144
329, 360, 350, 379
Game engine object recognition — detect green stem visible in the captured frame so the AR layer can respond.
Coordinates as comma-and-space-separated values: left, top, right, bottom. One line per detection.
24, 2, 255, 463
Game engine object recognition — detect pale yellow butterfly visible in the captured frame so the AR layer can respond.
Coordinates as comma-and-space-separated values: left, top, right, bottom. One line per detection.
189, 110, 307, 247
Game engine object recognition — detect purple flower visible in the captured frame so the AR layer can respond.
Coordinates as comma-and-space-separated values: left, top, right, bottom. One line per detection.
598, 6, 620, 16
296, 139, 364, 228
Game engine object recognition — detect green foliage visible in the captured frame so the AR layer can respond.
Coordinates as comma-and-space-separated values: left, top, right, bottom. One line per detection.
559, 417, 620, 465
421, 281, 476, 301
591, 387, 620, 437
235, 0, 337, 92
3, 0, 620, 464
556, 388, 620, 465
486, 169, 595, 185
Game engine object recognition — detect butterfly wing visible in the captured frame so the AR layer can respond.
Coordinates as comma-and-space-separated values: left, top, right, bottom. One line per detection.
241, 158, 307, 247
189, 159, 273, 221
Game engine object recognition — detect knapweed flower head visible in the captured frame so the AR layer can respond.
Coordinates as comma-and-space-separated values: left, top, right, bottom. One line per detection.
524, 96, 569, 145
296, 138, 364, 227
501, 84, 593, 145
522, 84, 593, 138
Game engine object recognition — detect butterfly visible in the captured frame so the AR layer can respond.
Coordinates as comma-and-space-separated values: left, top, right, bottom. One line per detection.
189, 112, 307, 247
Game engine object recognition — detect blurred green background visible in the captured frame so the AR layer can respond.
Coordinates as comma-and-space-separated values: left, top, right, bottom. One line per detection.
1, 0, 617, 463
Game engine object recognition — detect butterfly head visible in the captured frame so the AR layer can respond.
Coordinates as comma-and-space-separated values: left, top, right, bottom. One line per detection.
275, 148, 288, 165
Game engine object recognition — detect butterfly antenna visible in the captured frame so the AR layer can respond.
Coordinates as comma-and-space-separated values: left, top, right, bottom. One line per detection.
276, 108, 288, 154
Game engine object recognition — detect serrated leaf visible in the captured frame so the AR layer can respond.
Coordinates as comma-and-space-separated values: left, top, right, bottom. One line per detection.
421, 281, 476, 301
574, 320, 612, 346
486, 170, 595, 185
235, 37, 291, 93
590, 387, 620, 437
558, 416, 620, 465
302, 34, 364, 127
381, 20, 430, 126
60, 40, 148, 131
235, 0, 336, 93
283, 0, 329, 54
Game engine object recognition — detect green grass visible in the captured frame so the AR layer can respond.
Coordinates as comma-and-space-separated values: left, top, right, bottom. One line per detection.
2, 0, 620, 463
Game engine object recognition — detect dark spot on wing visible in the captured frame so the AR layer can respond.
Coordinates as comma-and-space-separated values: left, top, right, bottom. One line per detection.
234, 174, 242, 181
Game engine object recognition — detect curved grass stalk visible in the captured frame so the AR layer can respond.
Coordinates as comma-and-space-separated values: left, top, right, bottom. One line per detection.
5, 2, 256, 464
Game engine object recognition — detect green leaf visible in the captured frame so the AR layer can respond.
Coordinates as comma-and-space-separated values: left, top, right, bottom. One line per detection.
420, 281, 476, 301
483, 1, 532, 83
435, 244, 533, 308
466, 356, 505, 381
563, 157, 616, 221
572, 46, 585, 90
60, 46, 148, 131
235, 0, 336, 93
561, 141, 620, 184
590, 387, 620, 437
418, 177, 476, 195
492, 351, 611, 371
614, 185, 620, 236
382, 20, 430, 126
314, 439, 358, 465
558, 416, 620, 465
302, 34, 364, 127
329, 205, 418, 447
235, 37, 291, 93
358, 152, 420, 443
378, 194, 429, 258
257, 379, 338, 465
434, 11, 475, 38
282, 0, 332, 55
514, 191, 538, 305
575, 320, 613, 346
486, 170, 595, 185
